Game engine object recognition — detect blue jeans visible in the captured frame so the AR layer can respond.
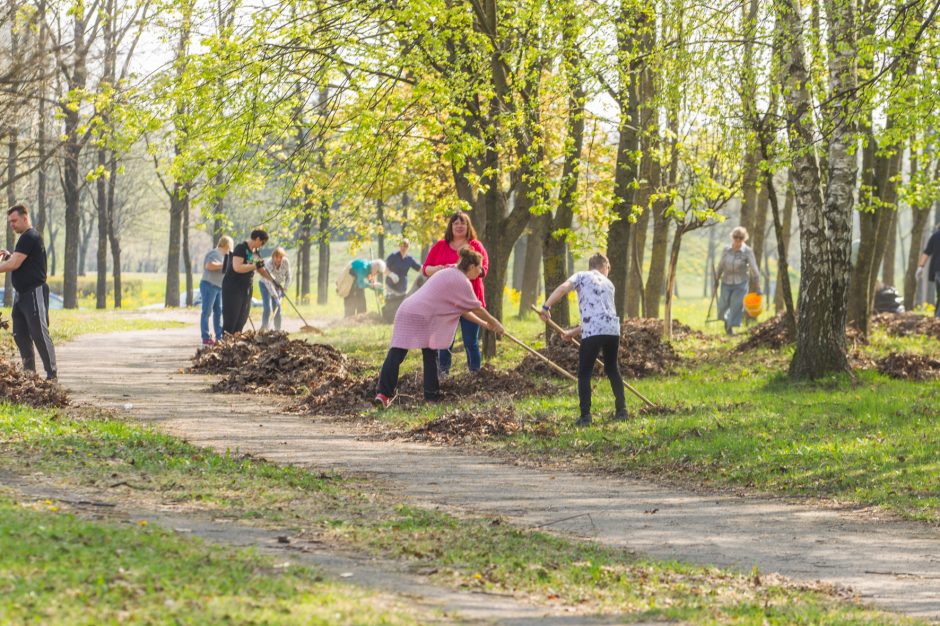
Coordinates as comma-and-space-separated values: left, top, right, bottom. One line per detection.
259, 282, 282, 330
199, 280, 223, 341
717, 282, 748, 330
438, 317, 482, 374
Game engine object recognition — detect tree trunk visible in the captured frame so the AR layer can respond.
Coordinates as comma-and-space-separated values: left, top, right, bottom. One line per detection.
5, 135, 15, 307
511, 235, 526, 291
316, 201, 330, 305
663, 223, 689, 341
775, 174, 795, 313
298, 203, 311, 302
376, 198, 385, 259
626, 204, 650, 317
182, 194, 193, 306
643, 172, 669, 317
62, 11, 89, 310
95, 147, 109, 308
79, 207, 95, 277
519, 216, 547, 317
777, 0, 856, 378
106, 156, 121, 307
751, 188, 769, 284
904, 151, 935, 310
881, 210, 898, 287
164, 187, 184, 308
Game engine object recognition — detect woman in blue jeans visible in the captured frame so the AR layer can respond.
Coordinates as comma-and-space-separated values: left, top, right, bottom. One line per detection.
199, 236, 233, 344
715, 227, 760, 336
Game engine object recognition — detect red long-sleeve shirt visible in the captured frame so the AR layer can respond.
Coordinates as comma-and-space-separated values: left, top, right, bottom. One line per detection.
422, 239, 489, 308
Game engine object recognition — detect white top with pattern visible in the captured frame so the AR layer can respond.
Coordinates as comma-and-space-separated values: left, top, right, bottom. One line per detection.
569, 270, 620, 338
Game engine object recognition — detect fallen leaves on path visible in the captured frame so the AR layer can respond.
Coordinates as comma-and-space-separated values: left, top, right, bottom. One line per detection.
0, 357, 68, 408
520, 318, 683, 380
876, 352, 940, 381
397, 405, 521, 444
294, 364, 556, 416
189, 331, 363, 395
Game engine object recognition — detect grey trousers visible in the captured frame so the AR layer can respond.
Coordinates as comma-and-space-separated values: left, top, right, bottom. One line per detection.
12, 283, 57, 378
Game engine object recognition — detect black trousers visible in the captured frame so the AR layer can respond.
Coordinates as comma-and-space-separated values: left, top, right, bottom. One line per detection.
377, 347, 440, 400
12, 283, 57, 378
577, 334, 625, 417
222, 279, 253, 334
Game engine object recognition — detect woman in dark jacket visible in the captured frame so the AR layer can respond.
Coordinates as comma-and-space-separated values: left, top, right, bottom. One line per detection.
222, 229, 270, 334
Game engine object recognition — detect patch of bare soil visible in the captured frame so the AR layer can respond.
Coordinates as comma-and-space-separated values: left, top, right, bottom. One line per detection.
876, 352, 940, 380
520, 318, 682, 379
872, 313, 940, 340
189, 331, 363, 395
396, 405, 521, 444
293, 364, 556, 416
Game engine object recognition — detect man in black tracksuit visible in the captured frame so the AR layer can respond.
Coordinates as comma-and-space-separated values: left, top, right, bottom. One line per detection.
0, 204, 57, 380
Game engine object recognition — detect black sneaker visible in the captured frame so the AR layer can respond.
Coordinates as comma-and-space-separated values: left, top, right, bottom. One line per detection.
612, 409, 629, 422
574, 414, 592, 427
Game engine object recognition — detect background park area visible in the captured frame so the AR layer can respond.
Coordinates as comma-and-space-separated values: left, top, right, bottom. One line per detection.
3, 0, 940, 622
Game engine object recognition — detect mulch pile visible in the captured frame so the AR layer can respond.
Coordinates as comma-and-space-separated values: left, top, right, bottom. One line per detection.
294, 364, 556, 416
876, 352, 940, 381
872, 313, 940, 340
189, 331, 363, 395
396, 405, 521, 444
519, 318, 682, 379
0, 357, 69, 408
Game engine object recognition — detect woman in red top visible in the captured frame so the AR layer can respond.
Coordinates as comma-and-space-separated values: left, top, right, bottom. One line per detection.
422, 211, 489, 374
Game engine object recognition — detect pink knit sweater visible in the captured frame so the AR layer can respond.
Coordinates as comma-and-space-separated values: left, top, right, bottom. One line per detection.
390, 268, 482, 349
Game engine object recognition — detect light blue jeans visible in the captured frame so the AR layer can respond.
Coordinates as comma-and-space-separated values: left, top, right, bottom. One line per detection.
199, 280, 223, 341
438, 317, 482, 374
718, 282, 748, 330
259, 282, 282, 331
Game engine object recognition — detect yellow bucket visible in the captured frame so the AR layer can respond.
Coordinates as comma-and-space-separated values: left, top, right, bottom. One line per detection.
743, 292, 763, 318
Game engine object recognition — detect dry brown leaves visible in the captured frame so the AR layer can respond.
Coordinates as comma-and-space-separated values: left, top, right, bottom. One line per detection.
734, 314, 794, 352
293, 363, 557, 416
397, 405, 521, 444
189, 331, 363, 395
0, 357, 69, 408
876, 352, 940, 380
519, 318, 682, 380
872, 313, 940, 340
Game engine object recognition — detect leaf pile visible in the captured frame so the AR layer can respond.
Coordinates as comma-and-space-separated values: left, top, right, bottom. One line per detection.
294, 364, 555, 416
872, 313, 940, 340
396, 405, 521, 444
519, 318, 681, 379
735, 314, 794, 352
0, 357, 69, 408
876, 352, 940, 381
189, 331, 362, 395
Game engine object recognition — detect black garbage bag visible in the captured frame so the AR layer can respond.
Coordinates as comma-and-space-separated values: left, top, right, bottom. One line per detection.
873, 285, 905, 314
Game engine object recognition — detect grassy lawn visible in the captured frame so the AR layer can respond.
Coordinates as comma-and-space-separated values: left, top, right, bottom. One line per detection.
0, 402, 913, 624
0, 308, 186, 353
308, 310, 940, 524
0, 493, 433, 625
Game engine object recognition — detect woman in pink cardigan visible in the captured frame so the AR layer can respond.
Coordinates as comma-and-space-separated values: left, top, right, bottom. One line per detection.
422, 211, 489, 375
375, 247, 504, 408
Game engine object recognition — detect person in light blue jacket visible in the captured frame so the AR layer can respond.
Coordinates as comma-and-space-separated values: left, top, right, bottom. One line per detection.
344, 258, 386, 317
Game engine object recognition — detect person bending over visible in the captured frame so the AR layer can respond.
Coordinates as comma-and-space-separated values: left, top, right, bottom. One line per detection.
374, 246, 504, 408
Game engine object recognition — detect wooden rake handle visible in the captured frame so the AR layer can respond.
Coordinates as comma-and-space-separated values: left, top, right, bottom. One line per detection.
530, 304, 658, 409
502, 331, 577, 382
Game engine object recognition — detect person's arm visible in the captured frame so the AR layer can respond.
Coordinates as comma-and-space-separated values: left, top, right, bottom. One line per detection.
422, 242, 454, 276
408, 256, 422, 272
562, 325, 583, 342
714, 251, 725, 282
466, 305, 504, 336
281, 260, 291, 293
461, 310, 487, 326
205, 252, 223, 271
747, 248, 761, 288
231, 254, 256, 274
916, 252, 930, 279
473, 240, 489, 279
538, 280, 575, 320
0, 252, 27, 273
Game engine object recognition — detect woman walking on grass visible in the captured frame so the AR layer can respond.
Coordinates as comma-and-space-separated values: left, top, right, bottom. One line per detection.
375, 246, 504, 409
715, 226, 760, 336
422, 211, 489, 376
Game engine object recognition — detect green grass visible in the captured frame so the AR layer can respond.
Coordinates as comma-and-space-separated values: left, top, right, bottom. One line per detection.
320, 307, 940, 523
0, 493, 435, 625
0, 309, 187, 354
0, 402, 913, 624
